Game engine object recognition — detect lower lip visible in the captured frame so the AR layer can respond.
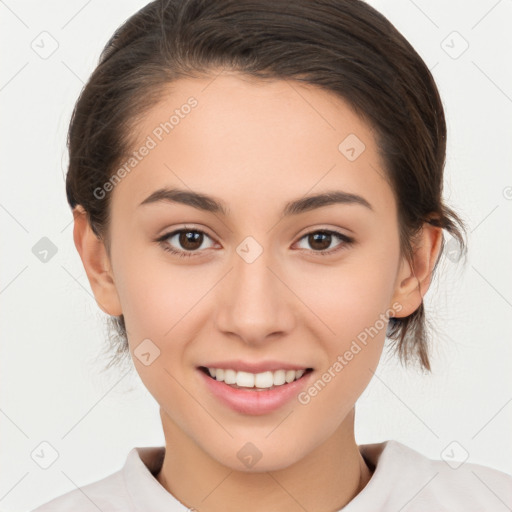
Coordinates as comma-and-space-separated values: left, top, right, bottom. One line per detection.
198, 368, 314, 415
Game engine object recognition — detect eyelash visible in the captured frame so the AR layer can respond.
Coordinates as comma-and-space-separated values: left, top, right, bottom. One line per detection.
156, 227, 354, 259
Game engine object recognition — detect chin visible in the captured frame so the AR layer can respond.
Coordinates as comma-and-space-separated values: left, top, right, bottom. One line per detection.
208, 439, 309, 473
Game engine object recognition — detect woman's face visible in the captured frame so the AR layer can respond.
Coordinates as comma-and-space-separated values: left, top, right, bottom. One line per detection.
105, 72, 408, 471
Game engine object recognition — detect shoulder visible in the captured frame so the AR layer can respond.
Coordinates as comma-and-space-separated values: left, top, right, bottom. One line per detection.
30, 470, 128, 512
30, 445, 188, 512
350, 440, 512, 511
390, 440, 512, 509
29, 449, 139, 512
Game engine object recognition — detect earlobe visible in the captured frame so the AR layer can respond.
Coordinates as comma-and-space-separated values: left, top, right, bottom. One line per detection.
72, 206, 123, 316
390, 223, 444, 318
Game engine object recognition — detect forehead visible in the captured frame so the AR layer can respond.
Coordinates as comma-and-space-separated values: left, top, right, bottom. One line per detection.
110, 72, 394, 218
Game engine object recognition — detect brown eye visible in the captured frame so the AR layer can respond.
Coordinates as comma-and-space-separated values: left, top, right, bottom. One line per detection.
157, 228, 215, 258
296, 230, 354, 256
177, 230, 204, 250
307, 232, 332, 251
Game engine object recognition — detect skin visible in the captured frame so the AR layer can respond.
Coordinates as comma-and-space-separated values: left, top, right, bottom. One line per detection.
73, 72, 443, 512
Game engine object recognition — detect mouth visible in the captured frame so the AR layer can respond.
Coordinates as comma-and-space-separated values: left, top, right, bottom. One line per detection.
197, 364, 315, 415
198, 365, 314, 391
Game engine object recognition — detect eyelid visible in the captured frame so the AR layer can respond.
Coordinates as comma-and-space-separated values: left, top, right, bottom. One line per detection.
295, 224, 353, 239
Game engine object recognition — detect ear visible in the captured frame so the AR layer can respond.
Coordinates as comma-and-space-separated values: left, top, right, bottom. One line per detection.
72, 205, 123, 316
390, 222, 443, 318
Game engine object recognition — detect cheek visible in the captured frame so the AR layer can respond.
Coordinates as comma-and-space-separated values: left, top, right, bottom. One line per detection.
115, 259, 202, 413
115, 252, 205, 340
296, 247, 398, 392
301, 255, 397, 342
297, 276, 390, 427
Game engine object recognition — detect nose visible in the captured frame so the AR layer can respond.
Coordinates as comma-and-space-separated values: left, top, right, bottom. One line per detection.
214, 243, 297, 346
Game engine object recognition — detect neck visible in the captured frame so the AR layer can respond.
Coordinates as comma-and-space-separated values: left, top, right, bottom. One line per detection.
155, 407, 373, 512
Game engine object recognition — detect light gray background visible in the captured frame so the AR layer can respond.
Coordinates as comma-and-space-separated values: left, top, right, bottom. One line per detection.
1, 1, 511, 511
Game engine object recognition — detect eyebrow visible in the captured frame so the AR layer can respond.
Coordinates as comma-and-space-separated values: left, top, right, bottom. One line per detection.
138, 187, 373, 217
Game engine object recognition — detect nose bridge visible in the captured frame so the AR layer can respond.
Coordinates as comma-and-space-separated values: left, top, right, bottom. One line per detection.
215, 236, 295, 343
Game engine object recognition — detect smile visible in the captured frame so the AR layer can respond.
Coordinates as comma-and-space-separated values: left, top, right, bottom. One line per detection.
198, 365, 314, 415
200, 366, 312, 390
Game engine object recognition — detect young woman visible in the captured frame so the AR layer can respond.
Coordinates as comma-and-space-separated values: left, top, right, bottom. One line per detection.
31, 0, 512, 510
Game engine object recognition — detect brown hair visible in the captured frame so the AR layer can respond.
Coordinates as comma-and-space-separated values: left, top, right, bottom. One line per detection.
66, 0, 467, 373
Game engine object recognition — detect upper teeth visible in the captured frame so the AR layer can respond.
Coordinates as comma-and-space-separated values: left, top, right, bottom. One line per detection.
208, 368, 306, 388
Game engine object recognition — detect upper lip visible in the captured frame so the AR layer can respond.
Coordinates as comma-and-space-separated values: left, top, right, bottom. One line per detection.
199, 360, 312, 373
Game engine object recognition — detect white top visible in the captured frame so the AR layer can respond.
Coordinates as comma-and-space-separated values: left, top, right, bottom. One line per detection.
31, 440, 512, 511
